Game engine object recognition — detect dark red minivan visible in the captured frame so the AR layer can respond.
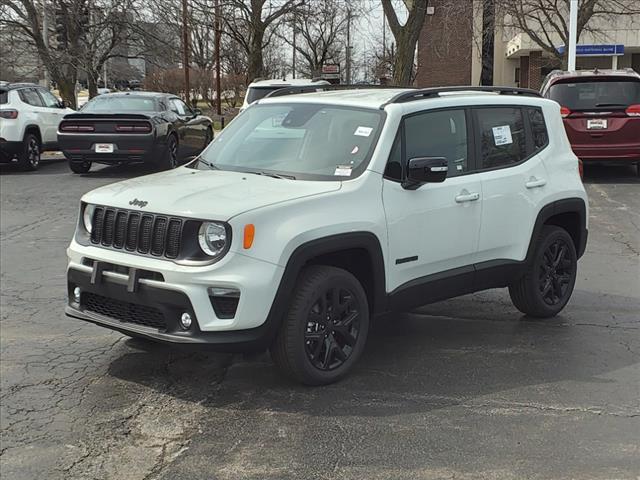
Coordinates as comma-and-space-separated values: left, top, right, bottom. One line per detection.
541, 69, 640, 174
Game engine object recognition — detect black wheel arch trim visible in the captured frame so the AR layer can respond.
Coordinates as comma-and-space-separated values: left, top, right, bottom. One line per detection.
23, 124, 42, 143
526, 197, 588, 262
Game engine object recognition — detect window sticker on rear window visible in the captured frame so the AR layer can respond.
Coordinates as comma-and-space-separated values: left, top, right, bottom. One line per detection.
492, 125, 513, 146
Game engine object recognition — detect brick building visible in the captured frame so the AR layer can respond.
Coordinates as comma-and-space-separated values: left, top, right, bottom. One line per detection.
416, 1, 640, 89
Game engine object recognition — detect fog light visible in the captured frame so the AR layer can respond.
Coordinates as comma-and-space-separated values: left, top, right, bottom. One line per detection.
180, 312, 192, 330
73, 287, 81, 303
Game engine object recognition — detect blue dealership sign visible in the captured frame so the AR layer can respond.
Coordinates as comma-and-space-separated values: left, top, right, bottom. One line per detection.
556, 44, 625, 56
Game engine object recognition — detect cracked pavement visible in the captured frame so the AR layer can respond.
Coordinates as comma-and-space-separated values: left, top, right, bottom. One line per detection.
1, 158, 638, 479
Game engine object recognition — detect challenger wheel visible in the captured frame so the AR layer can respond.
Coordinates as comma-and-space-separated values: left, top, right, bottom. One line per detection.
270, 265, 369, 385
159, 134, 178, 170
509, 226, 577, 318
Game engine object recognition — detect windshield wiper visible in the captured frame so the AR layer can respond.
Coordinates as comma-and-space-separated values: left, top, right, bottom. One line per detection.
245, 170, 296, 180
595, 103, 627, 108
198, 157, 219, 170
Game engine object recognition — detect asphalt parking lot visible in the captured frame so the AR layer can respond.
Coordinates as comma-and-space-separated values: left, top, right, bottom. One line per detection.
1, 157, 638, 480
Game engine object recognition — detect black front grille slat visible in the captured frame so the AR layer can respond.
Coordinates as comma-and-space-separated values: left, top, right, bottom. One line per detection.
91, 207, 104, 244
88, 207, 184, 260
82, 292, 166, 330
102, 210, 116, 246
126, 213, 140, 251
151, 217, 167, 256
113, 212, 127, 248
138, 215, 154, 254
165, 220, 182, 258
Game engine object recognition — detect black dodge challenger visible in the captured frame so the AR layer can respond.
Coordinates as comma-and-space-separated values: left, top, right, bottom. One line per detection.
58, 92, 213, 173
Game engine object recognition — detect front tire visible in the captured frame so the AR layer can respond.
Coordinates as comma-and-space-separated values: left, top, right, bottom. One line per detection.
270, 266, 370, 385
69, 160, 92, 174
17, 133, 40, 171
509, 226, 577, 318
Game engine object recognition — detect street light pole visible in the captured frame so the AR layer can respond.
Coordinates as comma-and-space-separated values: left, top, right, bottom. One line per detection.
182, 0, 190, 104
568, 0, 578, 71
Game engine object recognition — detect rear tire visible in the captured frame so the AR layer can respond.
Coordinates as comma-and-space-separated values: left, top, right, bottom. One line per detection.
69, 160, 92, 174
17, 133, 40, 171
270, 265, 370, 385
159, 134, 179, 170
509, 226, 577, 318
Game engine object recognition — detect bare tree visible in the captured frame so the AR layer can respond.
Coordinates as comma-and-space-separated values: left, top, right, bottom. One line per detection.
381, 0, 428, 86
279, 0, 349, 78
497, 0, 640, 68
223, 0, 301, 82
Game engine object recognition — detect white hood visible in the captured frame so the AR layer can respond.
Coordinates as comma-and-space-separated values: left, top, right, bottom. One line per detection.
82, 167, 342, 220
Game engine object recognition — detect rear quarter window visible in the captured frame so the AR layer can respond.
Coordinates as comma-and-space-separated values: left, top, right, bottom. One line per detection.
475, 107, 528, 169
527, 107, 549, 151
0, 90, 8, 104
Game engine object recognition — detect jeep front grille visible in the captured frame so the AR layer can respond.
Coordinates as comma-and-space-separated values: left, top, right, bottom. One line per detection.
91, 207, 183, 259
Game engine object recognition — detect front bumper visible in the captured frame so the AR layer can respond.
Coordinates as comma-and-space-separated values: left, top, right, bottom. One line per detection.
58, 132, 160, 164
66, 241, 285, 351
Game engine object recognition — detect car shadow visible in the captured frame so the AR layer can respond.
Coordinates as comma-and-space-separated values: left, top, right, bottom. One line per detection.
106, 288, 638, 418
0, 157, 66, 175
582, 163, 639, 184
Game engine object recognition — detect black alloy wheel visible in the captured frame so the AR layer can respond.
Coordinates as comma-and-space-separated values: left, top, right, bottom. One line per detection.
167, 135, 178, 168
19, 134, 40, 171
304, 287, 361, 371
538, 238, 574, 306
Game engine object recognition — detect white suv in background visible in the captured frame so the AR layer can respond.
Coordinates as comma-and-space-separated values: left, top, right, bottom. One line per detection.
66, 86, 588, 385
0, 82, 74, 170
240, 78, 330, 111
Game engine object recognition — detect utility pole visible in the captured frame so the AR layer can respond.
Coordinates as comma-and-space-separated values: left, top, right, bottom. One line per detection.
181, 0, 190, 104
42, 0, 49, 88
568, 0, 578, 71
345, 8, 352, 84
214, 0, 222, 116
292, 13, 296, 79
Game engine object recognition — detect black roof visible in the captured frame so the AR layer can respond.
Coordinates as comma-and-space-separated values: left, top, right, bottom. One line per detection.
96, 91, 171, 98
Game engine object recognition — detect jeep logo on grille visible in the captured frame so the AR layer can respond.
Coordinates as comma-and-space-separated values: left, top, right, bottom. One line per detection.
129, 198, 148, 208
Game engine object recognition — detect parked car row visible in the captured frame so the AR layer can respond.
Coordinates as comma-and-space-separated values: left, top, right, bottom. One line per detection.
0, 83, 213, 173
1, 70, 638, 175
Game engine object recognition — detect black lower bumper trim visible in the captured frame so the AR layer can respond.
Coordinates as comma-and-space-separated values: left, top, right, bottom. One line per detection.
67, 267, 274, 352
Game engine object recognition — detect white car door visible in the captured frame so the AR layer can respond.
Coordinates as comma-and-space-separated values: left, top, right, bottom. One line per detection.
382, 108, 482, 297
473, 106, 550, 264
36, 88, 68, 144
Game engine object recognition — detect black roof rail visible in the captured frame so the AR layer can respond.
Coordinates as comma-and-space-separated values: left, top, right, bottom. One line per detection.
384, 86, 542, 107
263, 84, 407, 99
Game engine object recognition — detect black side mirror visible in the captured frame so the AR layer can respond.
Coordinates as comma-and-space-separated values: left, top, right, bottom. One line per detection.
193, 108, 202, 116
58, 100, 67, 108
403, 157, 448, 190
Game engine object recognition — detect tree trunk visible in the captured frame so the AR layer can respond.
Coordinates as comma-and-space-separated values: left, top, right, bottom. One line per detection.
247, 28, 265, 81
393, 32, 415, 87
88, 73, 98, 99
481, 0, 495, 86
57, 76, 77, 110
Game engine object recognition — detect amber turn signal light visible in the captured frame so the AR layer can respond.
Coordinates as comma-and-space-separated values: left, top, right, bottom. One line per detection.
243, 224, 255, 249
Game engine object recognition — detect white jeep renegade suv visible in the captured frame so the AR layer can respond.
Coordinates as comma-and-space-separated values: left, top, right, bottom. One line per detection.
0, 82, 74, 170
66, 86, 588, 385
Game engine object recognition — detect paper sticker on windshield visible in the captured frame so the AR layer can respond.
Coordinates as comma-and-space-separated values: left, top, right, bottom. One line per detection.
334, 165, 353, 176
492, 125, 513, 146
354, 126, 373, 137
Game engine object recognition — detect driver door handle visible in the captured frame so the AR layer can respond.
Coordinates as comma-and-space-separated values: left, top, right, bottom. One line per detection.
525, 177, 547, 189
455, 191, 480, 203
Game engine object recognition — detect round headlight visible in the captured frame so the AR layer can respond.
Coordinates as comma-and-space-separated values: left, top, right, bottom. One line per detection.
198, 222, 227, 257
83, 204, 96, 233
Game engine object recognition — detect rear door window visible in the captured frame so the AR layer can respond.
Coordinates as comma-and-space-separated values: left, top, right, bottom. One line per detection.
475, 107, 528, 169
547, 79, 640, 111
19, 88, 45, 107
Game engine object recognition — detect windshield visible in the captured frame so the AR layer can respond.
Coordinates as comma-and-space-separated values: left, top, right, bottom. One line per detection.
548, 79, 640, 110
81, 96, 158, 112
196, 103, 384, 180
